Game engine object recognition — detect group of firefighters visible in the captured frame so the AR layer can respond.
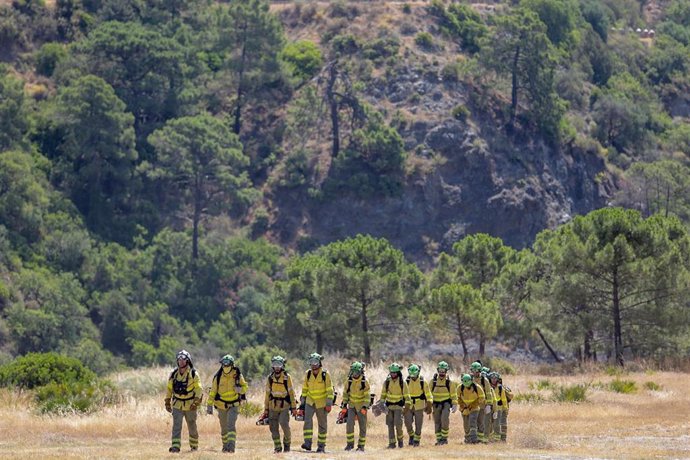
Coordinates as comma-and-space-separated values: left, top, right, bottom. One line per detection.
165, 350, 512, 453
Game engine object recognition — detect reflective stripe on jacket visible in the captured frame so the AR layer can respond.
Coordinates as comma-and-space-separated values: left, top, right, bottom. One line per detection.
302, 368, 334, 408
208, 368, 247, 409
342, 376, 371, 410
458, 383, 485, 412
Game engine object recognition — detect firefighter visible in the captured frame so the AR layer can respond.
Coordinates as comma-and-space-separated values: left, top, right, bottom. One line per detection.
165, 350, 202, 453
430, 361, 458, 446
380, 362, 411, 448
404, 363, 432, 447
262, 356, 297, 453
470, 361, 494, 443
299, 353, 334, 453
458, 373, 485, 444
341, 361, 370, 452
206, 354, 248, 453
489, 371, 512, 442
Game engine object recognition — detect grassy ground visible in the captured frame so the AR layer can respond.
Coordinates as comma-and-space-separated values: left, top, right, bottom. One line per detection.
0, 366, 688, 459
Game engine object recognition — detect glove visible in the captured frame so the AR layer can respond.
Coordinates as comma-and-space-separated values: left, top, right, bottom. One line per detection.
263, 409, 269, 418
360, 407, 367, 416
291, 408, 298, 417
190, 398, 201, 411
485, 404, 492, 414
424, 401, 433, 415
325, 398, 333, 408
164, 398, 172, 413
493, 411, 498, 420
206, 405, 213, 415
325, 405, 332, 413
462, 408, 470, 416
451, 404, 458, 414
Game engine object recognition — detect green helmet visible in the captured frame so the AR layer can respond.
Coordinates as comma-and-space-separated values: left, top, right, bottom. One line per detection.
481, 366, 490, 374
489, 371, 500, 380
389, 362, 402, 373
220, 354, 234, 366
470, 361, 482, 372
408, 363, 420, 377
271, 355, 286, 369
437, 361, 449, 371
350, 361, 364, 374
462, 373, 473, 387
308, 352, 323, 366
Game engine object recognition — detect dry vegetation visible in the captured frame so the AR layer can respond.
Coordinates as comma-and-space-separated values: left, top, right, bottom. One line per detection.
1, 362, 688, 459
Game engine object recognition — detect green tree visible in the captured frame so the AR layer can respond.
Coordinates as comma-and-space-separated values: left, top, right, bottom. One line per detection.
281, 40, 323, 84
521, 0, 579, 47
480, 8, 565, 139
51, 75, 137, 238
222, 0, 285, 135
0, 68, 27, 151
534, 208, 690, 365
146, 114, 251, 260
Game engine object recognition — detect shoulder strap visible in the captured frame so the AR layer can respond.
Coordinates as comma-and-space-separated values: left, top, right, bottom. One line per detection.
169, 369, 177, 379
432, 373, 438, 391
385, 377, 390, 393
322, 370, 326, 382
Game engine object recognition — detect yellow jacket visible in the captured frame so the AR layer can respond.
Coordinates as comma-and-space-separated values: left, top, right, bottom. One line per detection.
430, 374, 458, 405
473, 374, 494, 407
406, 376, 432, 411
458, 382, 486, 412
380, 376, 411, 410
167, 367, 202, 411
301, 368, 334, 409
492, 383, 512, 412
264, 371, 296, 411
207, 367, 248, 410
342, 375, 371, 410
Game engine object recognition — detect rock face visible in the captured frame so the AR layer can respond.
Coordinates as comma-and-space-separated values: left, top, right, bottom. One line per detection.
270, 65, 613, 266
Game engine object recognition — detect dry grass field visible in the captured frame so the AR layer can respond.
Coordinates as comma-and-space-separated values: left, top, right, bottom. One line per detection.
1, 363, 688, 459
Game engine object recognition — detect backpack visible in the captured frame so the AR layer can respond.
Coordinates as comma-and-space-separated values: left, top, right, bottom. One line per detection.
268, 372, 291, 404
170, 368, 197, 396
346, 373, 367, 394
406, 376, 427, 401
213, 366, 245, 402
431, 373, 451, 393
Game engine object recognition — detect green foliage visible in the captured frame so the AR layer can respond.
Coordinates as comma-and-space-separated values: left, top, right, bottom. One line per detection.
415, 32, 434, 49
35, 378, 115, 414
237, 344, 287, 383
553, 383, 588, 402
513, 392, 546, 403
0, 68, 27, 151
529, 379, 554, 390
238, 400, 263, 418
0, 352, 96, 389
361, 35, 399, 61
451, 104, 470, 121
485, 357, 516, 375
521, 0, 579, 47
427, 0, 487, 53
608, 379, 637, 394
644, 381, 662, 391
35, 42, 68, 77
281, 40, 323, 83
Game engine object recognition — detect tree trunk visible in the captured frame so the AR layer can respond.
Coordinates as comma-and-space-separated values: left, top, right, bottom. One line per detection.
535, 327, 562, 362
455, 312, 468, 361
326, 62, 340, 157
479, 333, 486, 357
509, 45, 520, 131
612, 268, 624, 366
233, 20, 248, 135
362, 294, 371, 364
584, 329, 594, 361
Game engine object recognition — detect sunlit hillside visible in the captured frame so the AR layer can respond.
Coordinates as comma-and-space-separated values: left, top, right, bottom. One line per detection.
1, 363, 688, 459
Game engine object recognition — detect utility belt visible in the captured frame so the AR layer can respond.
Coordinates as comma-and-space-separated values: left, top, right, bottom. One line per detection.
385, 400, 405, 407
173, 395, 195, 402
433, 399, 450, 408
215, 394, 242, 408
269, 395, 291, 408
410, 394, 427, 403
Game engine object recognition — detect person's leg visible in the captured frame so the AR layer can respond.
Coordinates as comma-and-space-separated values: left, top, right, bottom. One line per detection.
302, 404, 315, 450
356, 408, 367, 450
185, 409, 199, 451
225, 406, 238, 452
170, 407, 184, 452
279, 409, 291, 451
433, 406, 442, 444
345, 408, 356, 450
269, 409, 282, 452
404, 409, 414, 445
386, 409, 396, 447
469, 410, 479, 443
440, 403, 450, 444
414, 409, 424, 446
394, 409, 404, 447
315, 407, 328, 452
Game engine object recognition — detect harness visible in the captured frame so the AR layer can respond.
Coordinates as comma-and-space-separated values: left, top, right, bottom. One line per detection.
268, 372, 292, 408
431, 373, 451, 407
346, 374, 367, 393
307, 369, 327, 382
384, 373, 405, 407
213, 367, 245, 406
406, 376, 427, 403
170, 368, 196, 401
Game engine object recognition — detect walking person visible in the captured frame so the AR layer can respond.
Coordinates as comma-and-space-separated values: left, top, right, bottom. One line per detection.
299, 353, 334, 453
263, 356, 297, 453
430, 361, 458, 446
470, 361, 494, 443
206, 354, 248, 453
489, 371, 512, 442
404, 363, 432, 447
165, 350, 202, 453
380, 363, 411, 448
341, 361, 370, 452
458, 373, 485, 444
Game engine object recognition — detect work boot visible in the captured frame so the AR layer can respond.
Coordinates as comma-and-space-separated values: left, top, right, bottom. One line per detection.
190, 447, 198, 452
316, 444, 325, 453
408, 436, 414, 446
169, 446, 180, 453
344, 443, 354, 451
301, 442, 312, 451
413, 440, 420, 447
356, 445, 365, 452
274, 447, 282, 453
387, 443, 396, 449
283, 443, 290, 452
398, 439, 404, 448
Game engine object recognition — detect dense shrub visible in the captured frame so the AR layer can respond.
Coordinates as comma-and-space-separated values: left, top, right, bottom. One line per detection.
35, 42, 68, 77
415, 31, 434, 49
281, 40, 323, 81
238, 345, 288, 383
553, 383, 588, 402
0, 352, 96, 389
608, 379, 637, 394
35, 379, 116, 414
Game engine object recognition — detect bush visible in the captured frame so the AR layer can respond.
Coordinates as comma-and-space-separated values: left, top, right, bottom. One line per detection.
553, 383, 588, 402
362, 36, 399, 60
644, 381, 662, 391
608, 379, 637, 394
529, 379, 554, 390
452, 104, 470, 121
238, 400, 263, 418
415, 31, 434, 49
35, 42, 68, 77
35, 379, 116, 414
513, 392, 545, 403
281, 40, 323, 81
238, 345, 288, 383
485, 357, 515, 375
0, 352, 96, 389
